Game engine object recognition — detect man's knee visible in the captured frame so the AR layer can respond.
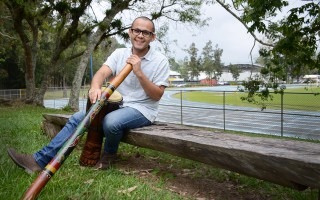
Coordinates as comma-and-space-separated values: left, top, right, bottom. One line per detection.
68, 111, 85, 126
102, 115, 121, 135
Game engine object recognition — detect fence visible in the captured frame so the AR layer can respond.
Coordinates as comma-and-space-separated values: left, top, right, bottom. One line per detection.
158, 89, 320, 140
0, 89, 26, 100
1, 87, 319, 140
0, 87, 89, 101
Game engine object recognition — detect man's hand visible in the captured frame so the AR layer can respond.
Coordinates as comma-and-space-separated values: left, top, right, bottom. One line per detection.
127, 55, 142, 76
126, 54, 165, 101
88, 88, 102, 103
89, 64, 113, 103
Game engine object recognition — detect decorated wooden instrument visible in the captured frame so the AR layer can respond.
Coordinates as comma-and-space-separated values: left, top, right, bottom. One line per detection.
21, 64, 132, 200
79, 88, 122, 166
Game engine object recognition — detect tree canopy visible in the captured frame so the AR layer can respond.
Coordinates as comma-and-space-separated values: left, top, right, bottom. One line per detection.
0, 0, 210, 109
216, 0, 319, 72
1, 0, 319, 109
215, 0, 319, 106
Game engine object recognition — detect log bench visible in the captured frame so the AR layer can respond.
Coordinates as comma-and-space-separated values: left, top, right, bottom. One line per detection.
41, 113, 320, 192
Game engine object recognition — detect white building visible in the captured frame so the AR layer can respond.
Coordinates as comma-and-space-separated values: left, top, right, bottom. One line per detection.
170, 64, 262, 85
302, 75, 320, 86
198, 71, 260, 82
169, 70, 184, 86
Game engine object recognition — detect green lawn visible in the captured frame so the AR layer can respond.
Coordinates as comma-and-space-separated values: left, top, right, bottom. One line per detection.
44, 87, 90, 99
0, 105, 184, 199
173, 87, 320, 111
45, 86, 320, 111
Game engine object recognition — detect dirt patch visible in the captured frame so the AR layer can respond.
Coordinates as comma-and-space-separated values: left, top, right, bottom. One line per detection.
116, 153, 273, 200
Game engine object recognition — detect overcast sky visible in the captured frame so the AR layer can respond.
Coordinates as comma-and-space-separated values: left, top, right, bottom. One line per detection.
94, 1, 305, 66
154, 1, 306, 65
162, 3, 261, 65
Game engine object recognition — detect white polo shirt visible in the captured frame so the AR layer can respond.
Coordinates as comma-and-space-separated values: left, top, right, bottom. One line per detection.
103, 46, 170, 122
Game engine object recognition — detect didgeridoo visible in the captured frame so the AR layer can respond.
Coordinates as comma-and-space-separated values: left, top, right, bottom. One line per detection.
21, 64, 132, 200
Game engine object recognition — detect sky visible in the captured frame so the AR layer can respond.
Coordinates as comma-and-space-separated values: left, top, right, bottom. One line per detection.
93, 1, 305, 66
152, 1, 306, 65
92, 1, 261, 65
162, 3, 261, 65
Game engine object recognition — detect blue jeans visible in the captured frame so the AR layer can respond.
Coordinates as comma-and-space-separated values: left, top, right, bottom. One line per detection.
34, 107, 151, 168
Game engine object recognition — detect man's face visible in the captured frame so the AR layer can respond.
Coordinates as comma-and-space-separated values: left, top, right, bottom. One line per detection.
129, 19, 155, 52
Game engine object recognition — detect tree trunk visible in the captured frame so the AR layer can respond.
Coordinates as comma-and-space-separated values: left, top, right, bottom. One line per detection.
68, 2, 129, 110
5, 1, 39, 104
14, 19, 37, 104
68, 33, 98, 110
33, 70, 50, 106
63, 75, 68, 98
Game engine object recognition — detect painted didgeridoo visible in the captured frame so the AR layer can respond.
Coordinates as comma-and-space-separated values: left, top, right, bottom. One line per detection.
21, 64, 132, 200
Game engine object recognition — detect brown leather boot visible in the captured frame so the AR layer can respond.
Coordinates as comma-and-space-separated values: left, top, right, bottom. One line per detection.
94, 152, 118, 170
7, 148, 42, 174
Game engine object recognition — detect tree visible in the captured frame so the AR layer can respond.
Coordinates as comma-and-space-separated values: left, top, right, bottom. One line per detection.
0, 2, 25, 89
1, 0, 212, 109
201, 41, 223, 80
212, 44, 223, 80
177, 57, 190, 81
185, 42, 201, 80
201, 40, 215, 79
213, 0, 320, 107
168, 57, 181, 72
68, 0, 210, 109
215, 0, 320, 79
2, 0, 95, 105
68, 1, 131, 110
229, 64, 240, 81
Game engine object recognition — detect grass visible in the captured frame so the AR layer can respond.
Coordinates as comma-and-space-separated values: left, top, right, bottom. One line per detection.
172, 86, 320, 111
44, 87, 90, 99
0, 104, 319, 199
0, 104, 184, 200
44, 85, 320, 111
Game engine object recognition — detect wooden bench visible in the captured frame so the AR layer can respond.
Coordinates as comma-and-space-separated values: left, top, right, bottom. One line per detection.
42, 113, 320, 191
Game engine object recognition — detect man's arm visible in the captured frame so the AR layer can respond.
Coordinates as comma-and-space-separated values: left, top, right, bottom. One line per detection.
135, 72, 166, 101
89, 64, 113, 103
127, 55, 165, 101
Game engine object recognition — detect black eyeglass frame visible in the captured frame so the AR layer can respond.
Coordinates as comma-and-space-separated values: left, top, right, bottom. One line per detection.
130, 28, 155, 37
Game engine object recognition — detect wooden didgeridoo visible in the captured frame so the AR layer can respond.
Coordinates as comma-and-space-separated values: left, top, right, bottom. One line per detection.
79, 88, 122, 167
21, 64, 132, 200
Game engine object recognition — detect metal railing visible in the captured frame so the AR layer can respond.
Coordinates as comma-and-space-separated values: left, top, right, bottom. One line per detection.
157, 89, 320, 140
1, 87, 319, 140
0, 89, 26, 100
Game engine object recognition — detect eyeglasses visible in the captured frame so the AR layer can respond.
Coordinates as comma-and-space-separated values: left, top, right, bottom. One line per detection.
131, 28, 154, 38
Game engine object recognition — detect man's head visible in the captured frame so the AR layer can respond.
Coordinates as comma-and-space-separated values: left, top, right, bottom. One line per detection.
132, 16, 155, 32
129, 16, 156, 55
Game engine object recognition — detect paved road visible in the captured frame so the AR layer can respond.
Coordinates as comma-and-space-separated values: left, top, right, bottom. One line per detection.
44, 85, 320, 140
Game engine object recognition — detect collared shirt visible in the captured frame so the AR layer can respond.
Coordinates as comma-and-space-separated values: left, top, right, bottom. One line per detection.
103, 46, 170, 122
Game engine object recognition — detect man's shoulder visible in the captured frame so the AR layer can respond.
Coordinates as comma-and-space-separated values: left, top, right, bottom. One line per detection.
149, 46, 168, 61
109, 48, 131, 59
113, 48, 130, 54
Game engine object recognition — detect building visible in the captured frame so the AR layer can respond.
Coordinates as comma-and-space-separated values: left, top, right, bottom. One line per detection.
302, 75, 320, 86
169, 70, 184, 86
170, 64, 263, 86
199, 64, 262, 83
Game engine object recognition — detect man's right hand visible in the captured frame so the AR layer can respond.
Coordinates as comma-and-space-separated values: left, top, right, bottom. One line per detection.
88, 88, 102, 103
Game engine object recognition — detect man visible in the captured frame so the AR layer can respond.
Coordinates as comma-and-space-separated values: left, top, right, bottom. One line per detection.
8, 16, 170, 173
